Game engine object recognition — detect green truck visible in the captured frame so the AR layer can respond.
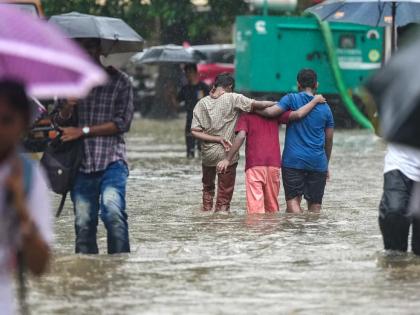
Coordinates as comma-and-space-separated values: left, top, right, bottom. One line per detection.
235, 15, 384, 127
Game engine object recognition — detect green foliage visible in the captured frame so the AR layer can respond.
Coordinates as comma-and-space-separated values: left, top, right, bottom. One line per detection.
42, 0, 249, 44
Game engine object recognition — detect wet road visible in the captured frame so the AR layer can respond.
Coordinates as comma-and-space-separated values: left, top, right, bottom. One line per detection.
29, 117, 420, 315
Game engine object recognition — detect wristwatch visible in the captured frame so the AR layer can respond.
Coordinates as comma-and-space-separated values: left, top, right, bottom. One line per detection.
82, 126, 90, 136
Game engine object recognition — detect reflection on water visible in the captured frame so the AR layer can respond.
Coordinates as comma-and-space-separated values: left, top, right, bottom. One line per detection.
27, 118, 420, 314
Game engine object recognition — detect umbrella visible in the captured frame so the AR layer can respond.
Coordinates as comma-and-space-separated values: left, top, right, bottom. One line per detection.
0, 6, 107, 99
49, 12, 144, 55
305, 0, 420, 51
134, 45, 205, 65
365, 35, 420, 148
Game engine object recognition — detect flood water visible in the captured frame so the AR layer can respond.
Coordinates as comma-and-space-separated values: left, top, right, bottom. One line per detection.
28, 117, 420, 314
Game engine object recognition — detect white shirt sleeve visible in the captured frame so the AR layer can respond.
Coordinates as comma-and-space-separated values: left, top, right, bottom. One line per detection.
27, 164, 54, 246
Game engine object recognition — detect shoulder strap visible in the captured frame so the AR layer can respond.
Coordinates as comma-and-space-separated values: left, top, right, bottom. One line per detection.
55, 193, 67, 218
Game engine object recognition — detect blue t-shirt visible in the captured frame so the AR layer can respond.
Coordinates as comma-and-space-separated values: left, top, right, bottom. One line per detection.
278, 92, 334, 172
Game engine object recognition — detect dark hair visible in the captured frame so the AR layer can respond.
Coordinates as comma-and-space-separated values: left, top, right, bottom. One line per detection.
214, 73, 235, 90
297, 68, 317, 89
184, 63, 198, 73
0, 80, 31, 123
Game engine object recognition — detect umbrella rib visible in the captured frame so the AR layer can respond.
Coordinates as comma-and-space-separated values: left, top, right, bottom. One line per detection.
321, 2, 348, 21
376, 0, 385, 27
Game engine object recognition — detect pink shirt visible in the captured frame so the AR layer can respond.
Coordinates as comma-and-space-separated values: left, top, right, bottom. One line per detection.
235, 112, 291, 171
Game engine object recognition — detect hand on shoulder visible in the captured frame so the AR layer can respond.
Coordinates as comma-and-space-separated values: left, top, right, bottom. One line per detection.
313, 94, 326, 104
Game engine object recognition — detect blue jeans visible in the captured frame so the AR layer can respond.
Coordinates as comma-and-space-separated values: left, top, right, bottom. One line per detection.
71, 160, 130, 254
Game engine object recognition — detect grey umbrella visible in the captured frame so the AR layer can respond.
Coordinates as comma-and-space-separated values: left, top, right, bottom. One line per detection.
365, 35, 420, 148
134, 45, 205, 64
306, 0, 420, 51
49, 12, 143, 55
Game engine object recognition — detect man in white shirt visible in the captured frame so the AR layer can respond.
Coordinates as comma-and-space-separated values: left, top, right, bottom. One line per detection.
0, 80, 53, 315
379, 143, 420, 254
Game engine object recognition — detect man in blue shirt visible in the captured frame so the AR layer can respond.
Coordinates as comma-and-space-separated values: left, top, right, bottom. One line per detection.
257, 69, 334, 213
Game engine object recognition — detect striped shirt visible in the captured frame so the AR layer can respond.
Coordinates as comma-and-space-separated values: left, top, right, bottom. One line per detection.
191, 92, 254, 166
54, 67, 134, 173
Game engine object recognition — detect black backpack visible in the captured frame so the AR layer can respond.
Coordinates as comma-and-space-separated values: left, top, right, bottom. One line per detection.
40, 136, 83, 217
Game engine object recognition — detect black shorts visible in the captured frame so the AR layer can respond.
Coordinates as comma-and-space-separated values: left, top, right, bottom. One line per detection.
282, 167, 328, 204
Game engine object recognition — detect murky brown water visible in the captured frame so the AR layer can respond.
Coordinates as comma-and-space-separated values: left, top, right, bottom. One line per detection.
26, 117, 420, 314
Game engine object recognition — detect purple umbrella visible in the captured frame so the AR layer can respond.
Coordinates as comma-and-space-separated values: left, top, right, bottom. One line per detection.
0, 6, 107, 99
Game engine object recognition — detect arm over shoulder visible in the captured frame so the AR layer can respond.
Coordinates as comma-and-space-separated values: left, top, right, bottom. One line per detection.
232, 93, 254, 113
278, 94, 292, 111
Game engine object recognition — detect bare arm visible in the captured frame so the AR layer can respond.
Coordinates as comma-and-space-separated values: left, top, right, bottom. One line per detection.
256, 105, 285, 118
217, 131, 246, 173
60, 122, 120, 142
191, 128, 232, 151
60, 83, 134, 142
225, 131, 246, 162
325, 127, 334, 163
256, 94, 326, 119
251, 100, 277, 111
289, 95, 326, 121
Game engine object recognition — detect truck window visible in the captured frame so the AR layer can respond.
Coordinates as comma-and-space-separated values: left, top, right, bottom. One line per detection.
339, 35, 356, 49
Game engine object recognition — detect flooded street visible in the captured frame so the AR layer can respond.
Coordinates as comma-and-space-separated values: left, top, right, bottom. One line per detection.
29, 117, 420, 315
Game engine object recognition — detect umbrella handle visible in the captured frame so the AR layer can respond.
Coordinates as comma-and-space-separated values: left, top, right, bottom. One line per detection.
102, 35, 120, 57
391, 1, 397, 53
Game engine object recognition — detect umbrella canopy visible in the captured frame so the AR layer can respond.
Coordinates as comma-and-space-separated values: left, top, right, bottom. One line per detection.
306, 0, 420, 50
365, 35, 420, 148
306, 0, 420, 27
134, 45, 205, 65
0, 6, 107, 99
49, 12, 144, 55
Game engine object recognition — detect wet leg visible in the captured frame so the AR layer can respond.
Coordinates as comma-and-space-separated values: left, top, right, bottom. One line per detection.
308, 202, 322, 213
246, 167, 266, 214
100, 161, 130, 254
202, 165, 216, 211
263, 167, 280, 213
286, 198, 302, 213
305, 171, 327, 213
215, 163, 237, 212
71, 172, 101, 254
379, 170, 412, 252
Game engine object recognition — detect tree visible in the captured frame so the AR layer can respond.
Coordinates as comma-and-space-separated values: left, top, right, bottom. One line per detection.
42, 0, 249, 118
42, 0, 249, 44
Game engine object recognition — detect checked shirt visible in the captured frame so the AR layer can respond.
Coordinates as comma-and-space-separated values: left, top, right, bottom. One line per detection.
54, 67, 134, 173
191, 92, 254, 167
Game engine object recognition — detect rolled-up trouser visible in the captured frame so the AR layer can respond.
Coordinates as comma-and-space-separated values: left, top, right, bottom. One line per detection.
245, 166, 280, 214
379, 169, 420, 254
202, 163, 237, 211
71, 160, 130, 254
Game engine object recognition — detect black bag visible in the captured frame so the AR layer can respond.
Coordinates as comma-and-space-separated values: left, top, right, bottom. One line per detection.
40, 136, 83, 217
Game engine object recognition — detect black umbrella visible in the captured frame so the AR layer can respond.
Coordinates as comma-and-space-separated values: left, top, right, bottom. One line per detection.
306, 0, 420, 51
365, 35, 420, 148
133, 45, 205, 64
49, 12, 143, 55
